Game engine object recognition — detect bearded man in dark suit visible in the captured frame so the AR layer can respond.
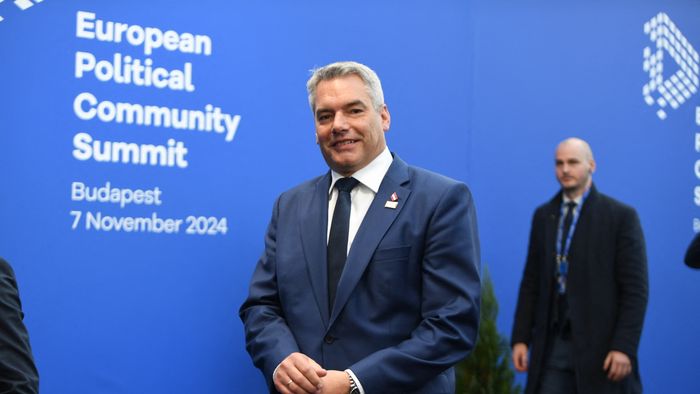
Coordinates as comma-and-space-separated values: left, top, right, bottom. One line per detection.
511, 138, 648, 394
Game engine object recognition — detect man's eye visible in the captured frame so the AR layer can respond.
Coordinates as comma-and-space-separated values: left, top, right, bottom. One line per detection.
317, 114, 331, 122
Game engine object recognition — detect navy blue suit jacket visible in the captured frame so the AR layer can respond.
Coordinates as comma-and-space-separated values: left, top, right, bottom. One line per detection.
240, 155, 481, 393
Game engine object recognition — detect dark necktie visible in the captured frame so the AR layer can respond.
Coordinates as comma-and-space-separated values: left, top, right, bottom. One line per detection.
327, 177, 359, 312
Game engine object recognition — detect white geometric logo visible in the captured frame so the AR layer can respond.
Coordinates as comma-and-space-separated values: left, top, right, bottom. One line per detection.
643, 12, 699, 120
0, 0, 45, 23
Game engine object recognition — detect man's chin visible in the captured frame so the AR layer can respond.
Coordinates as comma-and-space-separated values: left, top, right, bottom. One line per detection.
326, 159, 359, 176
560, 180, 578, 190
327, 155, 359, 170
561, 184, 586, 197
334, 166, 358, 177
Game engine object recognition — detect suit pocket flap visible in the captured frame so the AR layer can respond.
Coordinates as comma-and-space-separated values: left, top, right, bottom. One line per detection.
373, 245, 411, 261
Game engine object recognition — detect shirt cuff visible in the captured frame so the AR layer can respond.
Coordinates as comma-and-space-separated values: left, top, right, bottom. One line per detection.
272, 363, 281, 383
345, 369, 365, 394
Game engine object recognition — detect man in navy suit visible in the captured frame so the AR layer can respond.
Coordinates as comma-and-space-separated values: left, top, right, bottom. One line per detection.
240, 61, 481, 394
511, 138, 648, 394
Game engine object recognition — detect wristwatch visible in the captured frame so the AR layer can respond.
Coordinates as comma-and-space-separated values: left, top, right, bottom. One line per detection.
346, 371, 360, 394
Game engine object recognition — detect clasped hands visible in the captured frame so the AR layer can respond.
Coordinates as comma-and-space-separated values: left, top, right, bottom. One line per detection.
274, 352, 351, 394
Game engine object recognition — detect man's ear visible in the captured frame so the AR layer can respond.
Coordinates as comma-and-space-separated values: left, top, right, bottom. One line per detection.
381, 104, 391, 132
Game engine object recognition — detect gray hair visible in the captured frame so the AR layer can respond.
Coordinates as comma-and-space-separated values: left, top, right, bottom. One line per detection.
306, 61, 385, 112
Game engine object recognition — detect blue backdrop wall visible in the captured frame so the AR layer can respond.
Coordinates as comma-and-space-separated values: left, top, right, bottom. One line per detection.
1, 1, 698, 393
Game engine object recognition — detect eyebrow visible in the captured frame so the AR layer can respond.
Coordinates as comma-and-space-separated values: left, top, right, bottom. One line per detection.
344, 100, 367, 109
315, 100, 368, 115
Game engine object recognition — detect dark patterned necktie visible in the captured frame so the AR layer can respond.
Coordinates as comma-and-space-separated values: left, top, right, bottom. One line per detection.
327, 177, 359, 312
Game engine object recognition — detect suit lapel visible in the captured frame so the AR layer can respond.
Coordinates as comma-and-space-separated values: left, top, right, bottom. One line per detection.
568, 184, 598, 263
329, 156, 412, 327
544, 194, 561, 280
300, 173, 332, 326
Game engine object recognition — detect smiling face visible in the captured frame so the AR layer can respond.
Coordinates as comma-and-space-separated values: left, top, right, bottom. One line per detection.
313, 74, 390, 176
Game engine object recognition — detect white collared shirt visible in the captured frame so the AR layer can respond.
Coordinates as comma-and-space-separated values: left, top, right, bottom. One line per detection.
327, 147, 393, 253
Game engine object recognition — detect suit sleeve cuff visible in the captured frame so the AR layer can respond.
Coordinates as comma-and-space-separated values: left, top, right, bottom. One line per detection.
345, 369, 365, 394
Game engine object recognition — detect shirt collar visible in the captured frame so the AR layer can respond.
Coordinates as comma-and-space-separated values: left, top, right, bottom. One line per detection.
329, 147, 393, 194
562, 187, 588, 206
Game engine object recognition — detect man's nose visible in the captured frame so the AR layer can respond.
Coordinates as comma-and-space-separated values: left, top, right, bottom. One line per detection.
332, 112, 349, 133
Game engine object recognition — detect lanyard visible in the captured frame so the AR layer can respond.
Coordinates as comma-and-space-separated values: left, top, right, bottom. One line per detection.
555, 188, 589, 262
555, 189, 589, 295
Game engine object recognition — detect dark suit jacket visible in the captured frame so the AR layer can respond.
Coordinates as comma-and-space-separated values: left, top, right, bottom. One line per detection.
240, 155, 481, 393
0, 258, 39, 394
511, 185, 648, 394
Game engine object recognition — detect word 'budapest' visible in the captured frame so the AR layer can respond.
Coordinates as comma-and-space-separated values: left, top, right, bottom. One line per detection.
71, 181, 163, 208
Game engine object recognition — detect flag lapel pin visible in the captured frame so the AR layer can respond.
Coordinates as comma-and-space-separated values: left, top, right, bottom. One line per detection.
384, 192, 399, 209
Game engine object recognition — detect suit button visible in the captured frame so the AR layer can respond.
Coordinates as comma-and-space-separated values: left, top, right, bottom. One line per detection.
324, 335, 335, 344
